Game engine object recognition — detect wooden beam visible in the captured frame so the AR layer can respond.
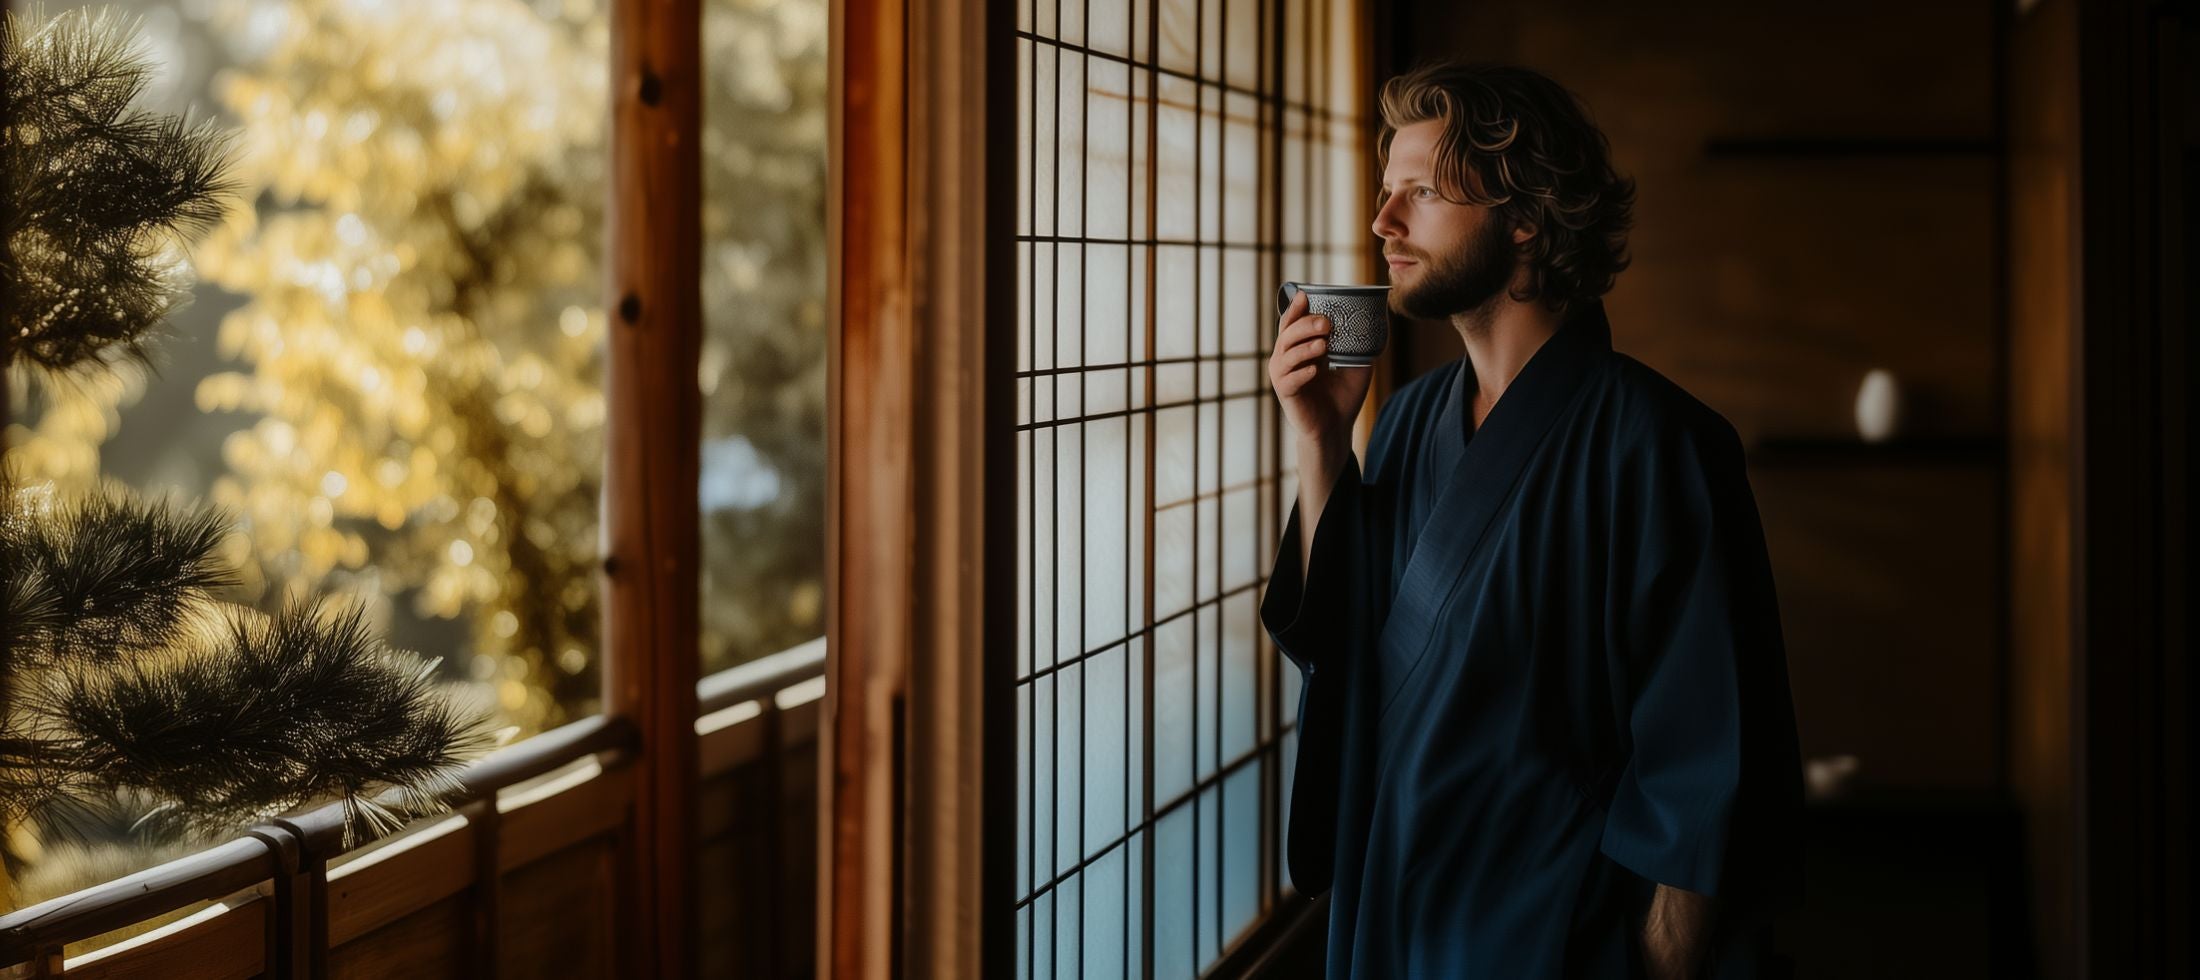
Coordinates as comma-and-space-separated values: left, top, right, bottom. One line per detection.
823, 0, 906, 970
605, 0, 703, 975
824, 0, 1007, 972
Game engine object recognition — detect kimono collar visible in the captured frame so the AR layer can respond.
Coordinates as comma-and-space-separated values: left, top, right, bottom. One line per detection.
1435, 299, 1613, 459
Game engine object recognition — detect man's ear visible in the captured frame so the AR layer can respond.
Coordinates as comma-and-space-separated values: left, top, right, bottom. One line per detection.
1511, 223, 1538, 246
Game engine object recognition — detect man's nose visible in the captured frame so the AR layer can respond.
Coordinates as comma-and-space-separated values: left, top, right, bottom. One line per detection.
1371, 197, 1405, 241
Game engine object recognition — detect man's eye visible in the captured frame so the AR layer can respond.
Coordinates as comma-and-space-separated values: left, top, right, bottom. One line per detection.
1414, 187, 1437, 199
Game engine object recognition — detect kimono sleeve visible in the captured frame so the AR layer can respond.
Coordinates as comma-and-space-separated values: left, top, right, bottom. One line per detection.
1597, 413, 1803, 903
1259, 452, 1393, 897
1260, 454, 1373, 680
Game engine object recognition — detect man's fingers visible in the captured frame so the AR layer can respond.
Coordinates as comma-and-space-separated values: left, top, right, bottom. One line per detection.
1276, 291, 1316, 334
1269, 293, 1331, 399
1269, 334, 1329, 385
1273, 362, 1320, 396
1276, 314, 1331, 351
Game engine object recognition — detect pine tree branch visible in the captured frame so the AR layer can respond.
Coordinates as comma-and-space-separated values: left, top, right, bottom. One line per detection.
1, 489, 235, 663
0, 8, 236, 377
43, 598, 491, 844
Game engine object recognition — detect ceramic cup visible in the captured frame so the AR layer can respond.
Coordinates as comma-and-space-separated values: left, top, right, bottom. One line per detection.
1277, 281, 1392, 367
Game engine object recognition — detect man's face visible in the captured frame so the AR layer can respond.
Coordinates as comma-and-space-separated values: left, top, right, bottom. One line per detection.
1373, 119, 1520, 321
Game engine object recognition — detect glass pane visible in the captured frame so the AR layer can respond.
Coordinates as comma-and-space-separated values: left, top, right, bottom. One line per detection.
4, 0, 606, 913
699, 0, 830, 675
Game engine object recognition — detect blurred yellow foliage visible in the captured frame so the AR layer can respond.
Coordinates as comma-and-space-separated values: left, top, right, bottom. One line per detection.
184, 0, 611, 733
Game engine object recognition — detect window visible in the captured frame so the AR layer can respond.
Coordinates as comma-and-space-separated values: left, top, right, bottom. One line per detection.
4, 0, 608, 913
699, 0, 830, 676
1011, 0, 1369, 973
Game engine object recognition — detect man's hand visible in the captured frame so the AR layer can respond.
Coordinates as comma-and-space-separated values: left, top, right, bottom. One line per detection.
1642, 883, 1716, 980
1269, 290, 1375, 448
1270, 290, 1374, 572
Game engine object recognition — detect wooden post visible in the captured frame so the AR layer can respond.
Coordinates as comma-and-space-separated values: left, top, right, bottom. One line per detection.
823, 0, 907, 970
605, 0, 702, 976
824, 0, 1008, 972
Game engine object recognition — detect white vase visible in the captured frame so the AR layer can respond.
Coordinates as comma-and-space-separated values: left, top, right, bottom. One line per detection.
1855, 369, 1902, 444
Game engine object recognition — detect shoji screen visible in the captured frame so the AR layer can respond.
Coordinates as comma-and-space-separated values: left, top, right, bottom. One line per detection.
1012, 0, 1369, 975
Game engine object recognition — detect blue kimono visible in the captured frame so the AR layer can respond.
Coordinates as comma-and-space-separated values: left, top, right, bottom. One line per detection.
1261, 302, 1802, 978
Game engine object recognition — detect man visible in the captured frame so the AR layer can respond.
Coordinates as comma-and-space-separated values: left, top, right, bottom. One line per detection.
1262, 62, 1803, 979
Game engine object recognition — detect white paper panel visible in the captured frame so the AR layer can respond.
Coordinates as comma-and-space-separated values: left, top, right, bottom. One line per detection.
1018, 39, 1034, 237
1153, 244, 1197, 359
1016, 241, 1033, 373
1326, 0, 1358, 115
1085, 58, 1131, 241
1197, 87, 1222, 242
1196, 495, 1220, 604
1082, 417, 1129, 645
1034, 43, 1057, 238
1055, 245, 1084, 377
1157, 0, 1197, 76
1283, 0, 1308, 103
1223, 246, 1261, 355
1031, 427, 1057, 666
1052, 662, 1084, 874
1195, 783, 1221, 965
1130, 72, 1153, 241
1222, 591, 1258, 763
1057, 54, 1087, 238
1032, 242, 1055, 369
1225, 0, 1262, 92
1089, 0, 1131, 59
1078, 845, 1129, 977
1150, 805, 1195, 979
1188, 247, 1216, 357
1083, 243, 1130, 364
1195, 603, 1219, 778
1054, 422, 1085, 662
1079, 640, 1142, 850
1153, 499, 1193, 620
1222, 765, 1263, 941
1155, 75, 1198, 241
1152, 616, 1194, 802
1224, 92, 1260, 244
1222, 397, 1257, 490
1017, 681, 1032, 896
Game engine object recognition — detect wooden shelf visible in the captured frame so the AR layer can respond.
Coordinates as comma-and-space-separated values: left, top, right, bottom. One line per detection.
1747, 436, 2005, 467
1704, 137, 1999, 159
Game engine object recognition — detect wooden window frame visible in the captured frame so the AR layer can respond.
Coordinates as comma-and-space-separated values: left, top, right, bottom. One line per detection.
823, 0, 1012, 973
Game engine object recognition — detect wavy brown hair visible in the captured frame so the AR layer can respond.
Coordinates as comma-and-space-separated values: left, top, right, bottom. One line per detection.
1377, 62, 1635, 315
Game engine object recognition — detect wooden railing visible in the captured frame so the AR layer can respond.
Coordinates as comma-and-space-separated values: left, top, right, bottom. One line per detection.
0, 639, 827, 979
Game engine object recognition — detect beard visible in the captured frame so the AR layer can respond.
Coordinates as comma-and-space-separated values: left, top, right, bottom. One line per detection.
1387, 216, 1516, 321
